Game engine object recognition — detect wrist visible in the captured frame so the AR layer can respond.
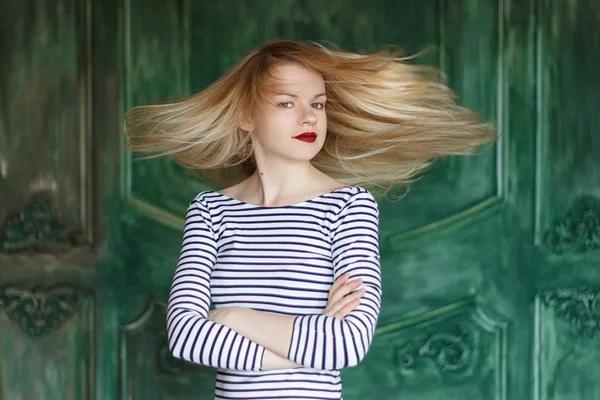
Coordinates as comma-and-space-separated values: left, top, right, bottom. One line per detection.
220, 306, 248, 330
208, 306, 237, 326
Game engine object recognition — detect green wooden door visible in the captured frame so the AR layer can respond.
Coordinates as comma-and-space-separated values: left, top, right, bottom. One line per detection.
1, 1, 599, 399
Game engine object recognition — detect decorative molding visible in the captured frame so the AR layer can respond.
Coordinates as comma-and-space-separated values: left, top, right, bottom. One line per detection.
126, 196, 185, 232
0, 286, 83, 338
121, 0, 197, 232
388, 196, 504, 249
395, 325, 470, 372
0, 196, 87, 253
120, 298, 198, 387
542, 196, 600, 254
387, 0, 509, 250
377, 298, 507, 400
541, 287, 600, 338
534, 287, 599, 400
157, 331, 189, 376
533, 0, 549, 248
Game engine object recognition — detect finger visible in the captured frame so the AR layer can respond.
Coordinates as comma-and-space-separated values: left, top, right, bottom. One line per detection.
322, 287, 360, 318
344, 278, 363, 293
328, 288, 365, 316
334, 298, 362, 319
321, 307, 334, 317
330, 278, 362, 305
328, 273, 350, 299
329, 279, 362, 309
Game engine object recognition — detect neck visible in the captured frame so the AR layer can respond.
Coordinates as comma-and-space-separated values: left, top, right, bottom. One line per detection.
247, 158, 318, 207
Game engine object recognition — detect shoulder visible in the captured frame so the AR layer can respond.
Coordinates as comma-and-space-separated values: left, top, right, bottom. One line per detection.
332, 186, 379, 223
330, 186, 379, 238
183, 191, 227, 232
339, 186, 378, 208
185, 191, 221, 218
190, 190, 220, 206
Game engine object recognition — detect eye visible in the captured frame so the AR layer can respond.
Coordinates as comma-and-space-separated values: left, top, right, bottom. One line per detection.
278, 102, 293, 108
312, 103, 325, 110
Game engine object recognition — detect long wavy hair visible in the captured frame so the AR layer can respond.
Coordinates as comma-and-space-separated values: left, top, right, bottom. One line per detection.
124, 40, 496, 195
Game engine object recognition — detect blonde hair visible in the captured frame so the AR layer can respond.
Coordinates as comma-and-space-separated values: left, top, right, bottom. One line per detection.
124, 40, 496, 195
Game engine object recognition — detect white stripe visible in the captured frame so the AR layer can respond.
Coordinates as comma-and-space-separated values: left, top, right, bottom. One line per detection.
166, 185, 381, 399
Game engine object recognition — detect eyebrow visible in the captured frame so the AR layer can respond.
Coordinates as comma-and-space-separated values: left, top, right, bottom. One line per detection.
274, 92, 327, 100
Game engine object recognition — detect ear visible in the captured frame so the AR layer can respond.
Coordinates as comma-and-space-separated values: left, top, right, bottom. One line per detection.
237, 112, 253, 132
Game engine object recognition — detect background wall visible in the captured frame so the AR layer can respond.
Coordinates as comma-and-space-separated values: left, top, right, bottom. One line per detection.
0, 1, 599, 399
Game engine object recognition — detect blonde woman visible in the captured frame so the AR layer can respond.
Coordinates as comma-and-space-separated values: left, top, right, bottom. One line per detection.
125, 40, 495, 400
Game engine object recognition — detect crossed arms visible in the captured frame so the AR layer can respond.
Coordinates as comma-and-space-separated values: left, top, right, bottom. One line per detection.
166, 194, 381, 371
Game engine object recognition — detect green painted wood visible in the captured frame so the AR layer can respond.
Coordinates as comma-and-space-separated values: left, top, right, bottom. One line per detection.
0, 0, 91, 231
0, 0, 96, 399
117, 0, 600, 399
531, 1, 600, 399
1, 0, 599, 399
0, 285, 95, 400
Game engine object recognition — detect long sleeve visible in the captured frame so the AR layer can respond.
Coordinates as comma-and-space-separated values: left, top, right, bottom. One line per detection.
166, 199, 265, 371
287, 191, 382, 370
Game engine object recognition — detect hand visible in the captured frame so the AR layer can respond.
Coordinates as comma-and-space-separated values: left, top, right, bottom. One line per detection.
322, 273, 365, 319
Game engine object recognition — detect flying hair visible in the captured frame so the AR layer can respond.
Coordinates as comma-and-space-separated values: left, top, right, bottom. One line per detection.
124, 40, 497, 196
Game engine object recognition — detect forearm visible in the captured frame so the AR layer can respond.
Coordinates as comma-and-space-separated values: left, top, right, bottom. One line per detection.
217, 307, 295, 360
262, 349, 302, 370
215, 302, 379, 370
167, 309, 265, 371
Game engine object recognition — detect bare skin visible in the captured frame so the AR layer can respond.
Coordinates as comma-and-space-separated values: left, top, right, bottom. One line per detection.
222, 62, 341, 207
209, 63, 365, 370
209, 272, 364, 370
219, 169, 345, 207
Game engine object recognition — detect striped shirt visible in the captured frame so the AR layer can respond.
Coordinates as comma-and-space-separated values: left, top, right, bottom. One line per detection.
167, 185, 382, 400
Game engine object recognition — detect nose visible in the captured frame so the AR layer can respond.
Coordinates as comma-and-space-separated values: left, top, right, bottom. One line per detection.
299, 106, 318, 126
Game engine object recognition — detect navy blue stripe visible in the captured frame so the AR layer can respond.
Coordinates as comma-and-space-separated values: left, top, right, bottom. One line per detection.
166, 186, 380, 398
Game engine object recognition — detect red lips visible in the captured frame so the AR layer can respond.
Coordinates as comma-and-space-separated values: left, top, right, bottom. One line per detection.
294, 132, 317, 143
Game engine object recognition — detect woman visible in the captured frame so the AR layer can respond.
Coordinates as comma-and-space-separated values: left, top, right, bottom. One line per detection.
125, 40, 495, 399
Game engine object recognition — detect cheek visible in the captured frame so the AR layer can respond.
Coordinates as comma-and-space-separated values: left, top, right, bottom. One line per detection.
319, 113, 327, 138
320, 114, 328, 140
318, 108, 327, 123
251, 116, 286, 147
250, 113, 271, 138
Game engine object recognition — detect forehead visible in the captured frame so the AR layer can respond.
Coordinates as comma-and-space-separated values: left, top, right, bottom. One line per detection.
266, 63, 325, 91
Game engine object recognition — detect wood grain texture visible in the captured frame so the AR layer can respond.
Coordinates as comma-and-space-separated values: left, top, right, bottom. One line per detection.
535, 0, 600, 250
0, 0, 598, 399
535, 288, 600, 400
0, 0, 93, 245
0, 0, 96, 399
120, 299, 216, 400
0, 285, 95, 400
115, 0, 600, 399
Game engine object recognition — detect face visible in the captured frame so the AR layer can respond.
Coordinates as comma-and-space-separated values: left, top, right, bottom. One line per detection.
241, 63, 327, 163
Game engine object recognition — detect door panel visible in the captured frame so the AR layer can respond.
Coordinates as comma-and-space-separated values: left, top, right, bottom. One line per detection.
115, 0, 600, 399
0, 0, 96, 399
0, 287, 95, 400
120, 299, 215, 399
346, 299, 506, 400
532, 1, 600, 399
1, 0, 599, 399
120, 1, 513, 399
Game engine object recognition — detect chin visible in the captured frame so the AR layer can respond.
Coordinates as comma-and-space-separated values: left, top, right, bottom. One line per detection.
285, 148, 321, 161
267, 141, 324, 162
